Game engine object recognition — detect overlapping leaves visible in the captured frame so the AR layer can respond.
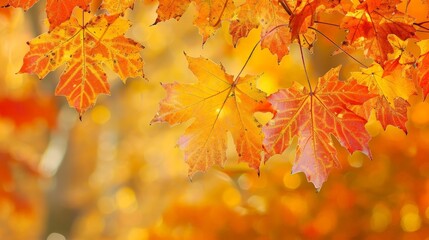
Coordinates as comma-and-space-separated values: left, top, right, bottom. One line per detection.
151, 0, 428, 188
0, 0, 135, 29
7, 0, 429, 189
1, 0, 91, 30
154, 0, 235, 43
340, 0, 416, 64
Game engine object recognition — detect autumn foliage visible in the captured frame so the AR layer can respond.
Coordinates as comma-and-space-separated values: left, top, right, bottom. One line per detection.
1, 0, 429, 238
148, 0, 423, 188
2, 0, 429, 187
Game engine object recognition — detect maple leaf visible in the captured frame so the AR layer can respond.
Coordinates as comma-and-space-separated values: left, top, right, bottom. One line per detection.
46, 0, 91, 30
263, 66, 376, 188
1, 0, 90, 30
229, 0, 334, 62
416, 39, 429, 98
351, 97, 409, 133
348, 35, 415, 133
289, 0, 346, 41
387, 34, 416, 64
372, 97, 409, 132
101, 0, 134, 15
288, 0, 350, 51
349, 63, 415, 132
0, 0, 37, 10
151, 55, 272, 175
19, 11, 144, 115
383, 34, 416, 76
340, 0, 416, 64
154, 0, 191, 23
289, 0, 319, 41
230, 0, 291, 62
155, 0, 235, 43
193, 0, 235, 43
351, 63, 416, 104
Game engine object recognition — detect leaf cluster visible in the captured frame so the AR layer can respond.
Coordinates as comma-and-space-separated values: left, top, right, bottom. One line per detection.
2, 0, 429, 188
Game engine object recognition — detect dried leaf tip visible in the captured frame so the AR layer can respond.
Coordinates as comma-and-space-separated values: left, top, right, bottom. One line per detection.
149, 113, 160, 125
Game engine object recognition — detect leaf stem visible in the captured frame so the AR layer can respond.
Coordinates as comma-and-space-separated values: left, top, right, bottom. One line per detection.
234, 24, 289, 83
413, 22, 429, 32
297, 37, 313, 93
314, 20, 340, 27
279, 0, 293, 16
212, 0, 229, 27
309, 26, 368, 68
233, 40, 261, 84
80, 10, 86, 120
415, 20, 429, 25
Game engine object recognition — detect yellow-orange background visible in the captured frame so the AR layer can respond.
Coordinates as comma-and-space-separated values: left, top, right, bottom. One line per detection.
1, 1, 429, 239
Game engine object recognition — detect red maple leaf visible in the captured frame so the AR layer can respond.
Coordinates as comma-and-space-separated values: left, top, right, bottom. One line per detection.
263, 66, 376, 188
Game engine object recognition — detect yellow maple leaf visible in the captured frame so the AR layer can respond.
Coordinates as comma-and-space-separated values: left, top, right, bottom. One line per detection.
100, 0, 134, 15
152, 55, 272, 175
350, 63, 416, 104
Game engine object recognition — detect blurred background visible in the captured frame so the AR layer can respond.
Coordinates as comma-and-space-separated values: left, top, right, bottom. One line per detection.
1, 0, 429, 239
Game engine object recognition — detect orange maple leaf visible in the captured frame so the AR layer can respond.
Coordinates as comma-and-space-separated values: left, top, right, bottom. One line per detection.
349, 63, 415, 132
0, 0, 37, 10
340, 0, 416, 64
289, 0, 350, 40
1, 0, 90, 30
349, 35, 416, 132
154, 0, 190, 23
230, 0, 291, 62
152, 55, 272, 175
351, 97, 409, 133
263, 66, 376, 189
19, 11, 144, 115
289, 0, 319, 41
230, 0, 331, 62
100, 0, 134, 15
155, 0, 235, 43
46, 0, 91, 30
372, 97, 409, 132
416, 39, 429, 98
